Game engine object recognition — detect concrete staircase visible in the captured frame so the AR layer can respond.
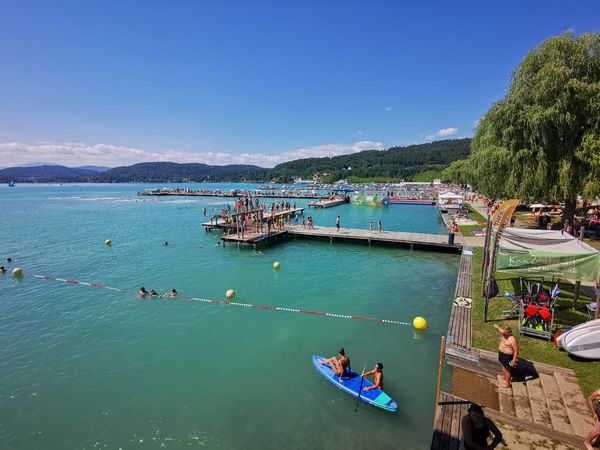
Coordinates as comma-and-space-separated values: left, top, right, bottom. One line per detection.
494, 370, 594, 441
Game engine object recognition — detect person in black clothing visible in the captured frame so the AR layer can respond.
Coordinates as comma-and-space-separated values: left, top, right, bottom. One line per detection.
461, 403, 503, 449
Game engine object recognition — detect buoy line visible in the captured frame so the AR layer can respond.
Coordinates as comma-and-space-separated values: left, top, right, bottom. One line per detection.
22, 271, 416, 327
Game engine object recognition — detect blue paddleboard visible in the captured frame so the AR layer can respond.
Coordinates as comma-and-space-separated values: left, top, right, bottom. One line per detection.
312, 355, 398, 412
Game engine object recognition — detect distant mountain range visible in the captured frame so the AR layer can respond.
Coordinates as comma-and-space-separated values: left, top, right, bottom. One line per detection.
0, 139, 471, 183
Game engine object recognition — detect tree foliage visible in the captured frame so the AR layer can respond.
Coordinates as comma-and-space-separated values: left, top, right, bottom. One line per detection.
468, 32, 600, 220
267, 139, 471, 182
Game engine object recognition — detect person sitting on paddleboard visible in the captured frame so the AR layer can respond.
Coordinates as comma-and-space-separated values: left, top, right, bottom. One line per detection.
362, 362, 384, 391
320, 348, 351, 382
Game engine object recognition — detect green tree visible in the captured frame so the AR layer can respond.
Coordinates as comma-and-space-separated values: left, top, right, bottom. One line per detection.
470, 31, 600, 223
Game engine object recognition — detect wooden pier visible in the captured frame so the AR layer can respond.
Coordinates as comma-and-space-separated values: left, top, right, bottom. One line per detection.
202, 207, 305, 231
431, 392, 471, 450
445, 249, 474, 360
139, 188, 329, 200
286, 225, 462, 253
307, 197, 349, 208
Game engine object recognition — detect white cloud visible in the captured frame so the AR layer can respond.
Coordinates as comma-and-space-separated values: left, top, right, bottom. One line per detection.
424, 127, 458, 141
0, 140, 386, 169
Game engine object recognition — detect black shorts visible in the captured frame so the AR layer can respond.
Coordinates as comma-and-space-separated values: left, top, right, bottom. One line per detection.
498, 351, 514, 371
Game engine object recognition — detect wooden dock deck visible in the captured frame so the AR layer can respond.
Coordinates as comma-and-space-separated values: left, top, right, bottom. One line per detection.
286, 225, 462, 253
431, 392, 471, 450
139, 189, 328, 199
221, 230, 287, 245
307, 198, 349, 208
446, 249, 474, 357
202, 207, 305, 230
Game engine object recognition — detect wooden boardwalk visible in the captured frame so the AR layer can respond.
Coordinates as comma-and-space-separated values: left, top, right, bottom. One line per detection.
446, 249, 473, 354
286, 225, 462, 253
431, 392, 471, 450
221, 230, 287, 245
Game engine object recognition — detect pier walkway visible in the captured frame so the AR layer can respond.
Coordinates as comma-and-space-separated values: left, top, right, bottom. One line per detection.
286, 225, 462, 252
139, 188, 328, 200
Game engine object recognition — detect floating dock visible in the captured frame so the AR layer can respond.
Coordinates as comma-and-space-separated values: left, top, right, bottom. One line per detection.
307, 197, 349, 208
286, 225, 461, 253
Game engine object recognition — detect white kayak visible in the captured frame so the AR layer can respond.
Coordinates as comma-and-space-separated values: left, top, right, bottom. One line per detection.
557, 318, 600, 360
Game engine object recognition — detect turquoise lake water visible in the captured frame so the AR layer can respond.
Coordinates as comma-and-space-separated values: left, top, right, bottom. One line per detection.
0, 184, 457, 449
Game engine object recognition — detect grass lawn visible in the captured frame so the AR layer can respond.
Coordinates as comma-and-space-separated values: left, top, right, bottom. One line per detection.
470, 247, 600, 396
459, 204, 487, 235
465, 204, 486, 223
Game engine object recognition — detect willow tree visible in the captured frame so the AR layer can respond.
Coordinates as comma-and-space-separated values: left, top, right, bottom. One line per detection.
471, 32, 600, 223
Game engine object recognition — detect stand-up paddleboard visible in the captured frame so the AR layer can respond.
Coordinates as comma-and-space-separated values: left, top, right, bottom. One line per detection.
312, 355, 397, 412
556, 319, 600, 360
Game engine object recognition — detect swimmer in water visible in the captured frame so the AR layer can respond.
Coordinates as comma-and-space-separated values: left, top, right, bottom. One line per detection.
149, 289, 158, 297
6, 257, 12, 263
164, 241, 169, 246
139, 287, 148, 297
163, 289, 177, 298
0, 266, 6, 273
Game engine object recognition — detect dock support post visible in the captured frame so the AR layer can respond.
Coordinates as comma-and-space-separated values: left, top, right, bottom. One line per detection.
434, 336, 445, 426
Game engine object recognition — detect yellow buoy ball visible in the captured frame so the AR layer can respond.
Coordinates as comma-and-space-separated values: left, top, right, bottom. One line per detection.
273, 261, 281, 270
226, 289, 235, 299
105, 239, 112, 246
413, 316, 427, 330
12, 267, 23, 278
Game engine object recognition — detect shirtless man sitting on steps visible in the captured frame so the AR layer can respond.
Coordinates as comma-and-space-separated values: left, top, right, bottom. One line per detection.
320, 348, 351, 382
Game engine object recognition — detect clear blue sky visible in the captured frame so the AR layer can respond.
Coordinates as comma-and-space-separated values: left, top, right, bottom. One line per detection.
1, 0, 599, 167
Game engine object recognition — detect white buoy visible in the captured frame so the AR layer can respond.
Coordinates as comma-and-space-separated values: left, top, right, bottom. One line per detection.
105, 239, 112, 246
226, 289, 235, 299
273, 261, 281, 270
12, 267, 23, 278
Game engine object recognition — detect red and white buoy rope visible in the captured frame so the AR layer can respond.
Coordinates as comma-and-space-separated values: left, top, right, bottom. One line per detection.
25, 272, 411, 327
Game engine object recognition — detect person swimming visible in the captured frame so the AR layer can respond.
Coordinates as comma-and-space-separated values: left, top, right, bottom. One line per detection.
6, 257, 12, 263
149, 289, 158, 297
163, 289, 177, 298
320, 348, 351, 382
0, 266, 6, 273
164, 241, 169, 246
139, 287, 148, 297
362, 362, 384, 392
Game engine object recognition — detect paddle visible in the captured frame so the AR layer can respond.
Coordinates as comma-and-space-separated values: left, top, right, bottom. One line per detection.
354, 362, 367, 412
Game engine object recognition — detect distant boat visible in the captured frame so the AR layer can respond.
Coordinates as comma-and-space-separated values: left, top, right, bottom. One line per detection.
7, 180, 15, 187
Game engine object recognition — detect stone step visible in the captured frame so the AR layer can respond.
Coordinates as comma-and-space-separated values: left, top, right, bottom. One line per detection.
525, 377, 551, 425
511, 381, 533, 422
554, 371, 595, 438
496, 375, 515, 416
539, 372, 573, 434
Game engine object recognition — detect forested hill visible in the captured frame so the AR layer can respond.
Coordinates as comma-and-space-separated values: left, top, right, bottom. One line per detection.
0, 139, 471, 183
97, 162, 263, 183
267, 138, 471, 182
0, 162, 262, 183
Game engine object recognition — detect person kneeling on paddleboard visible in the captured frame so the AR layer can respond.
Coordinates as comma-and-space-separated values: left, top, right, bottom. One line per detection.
362, 362, 384, 392
320, 348, 351, 382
